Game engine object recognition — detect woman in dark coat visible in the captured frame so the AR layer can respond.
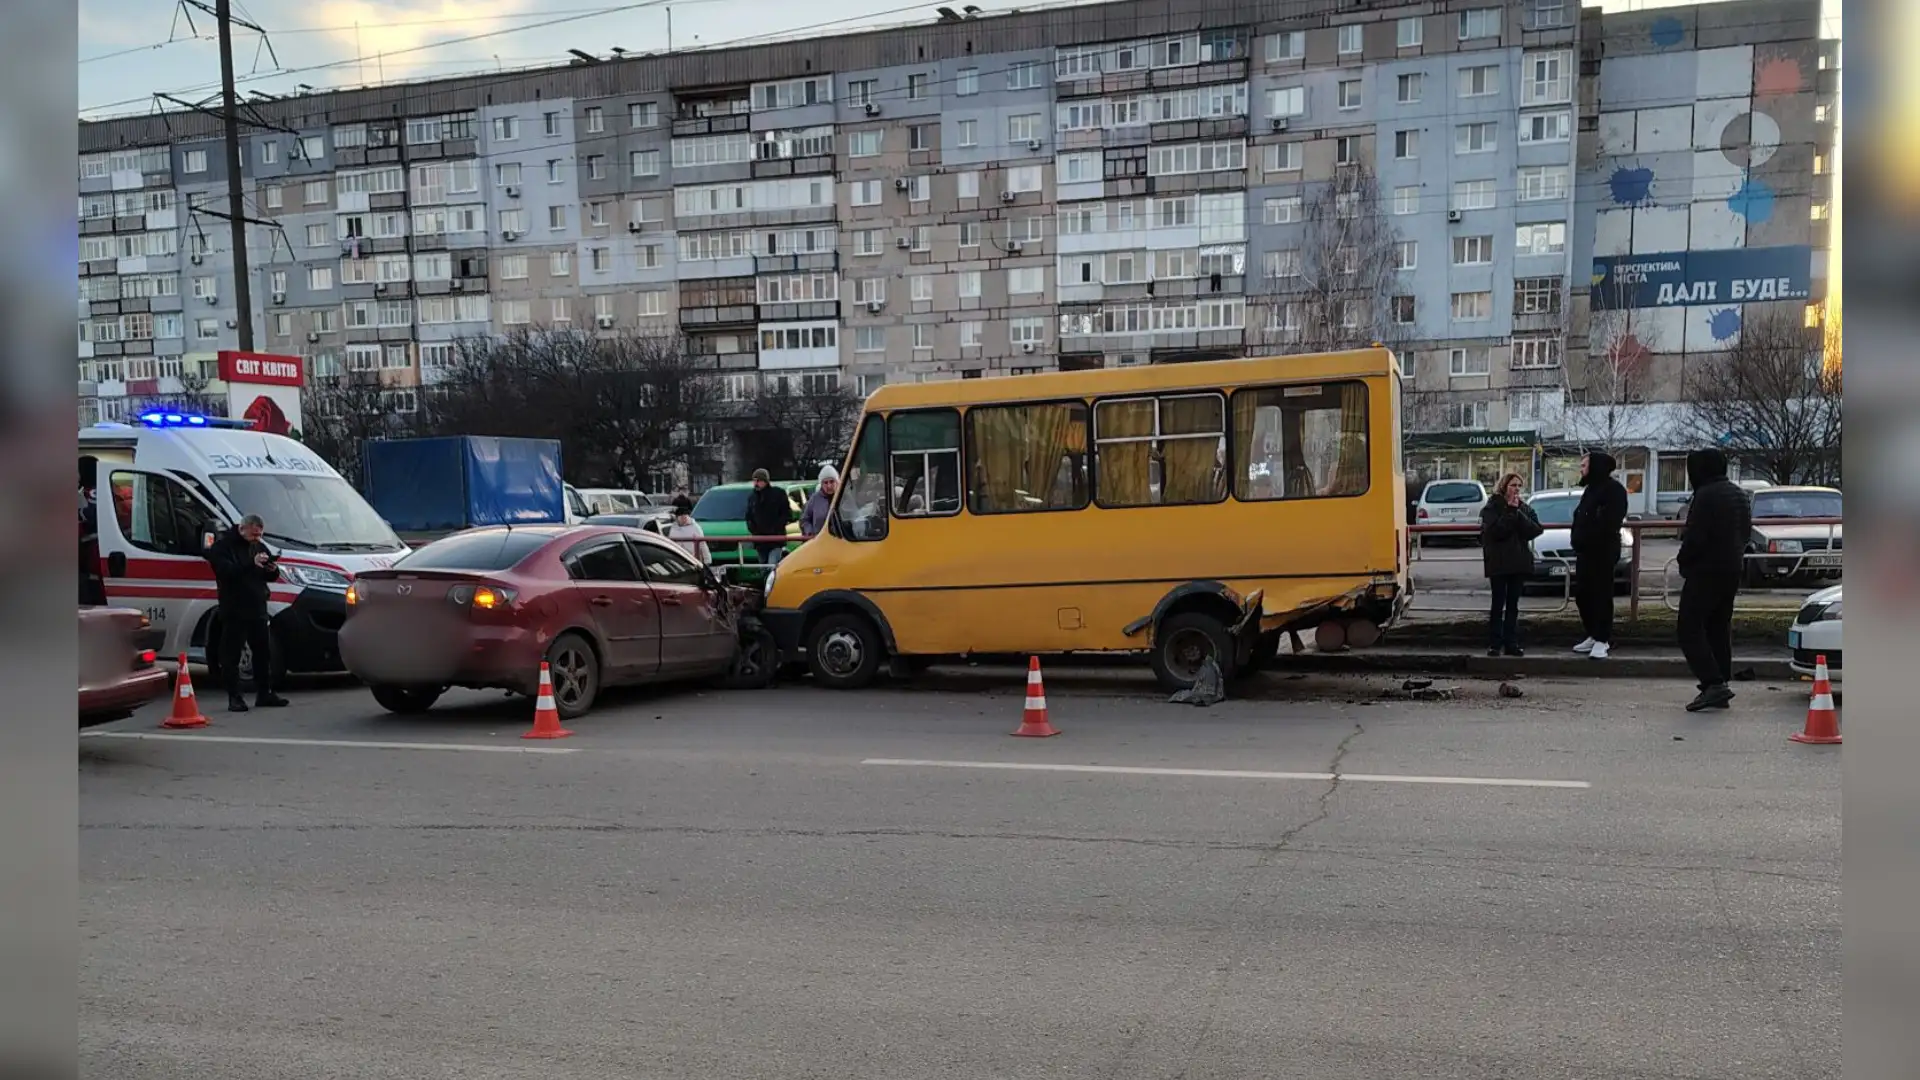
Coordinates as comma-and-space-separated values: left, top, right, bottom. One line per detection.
1480, 472, 1544, 657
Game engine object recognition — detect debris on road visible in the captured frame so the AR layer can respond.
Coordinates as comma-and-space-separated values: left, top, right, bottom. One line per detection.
1380, 682, 1459, 702
1168, 657, 1226, 706
1499, 682, 1525, 699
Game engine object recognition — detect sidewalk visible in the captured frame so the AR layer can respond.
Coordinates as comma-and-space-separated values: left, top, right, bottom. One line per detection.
1278, 643, 1797, 681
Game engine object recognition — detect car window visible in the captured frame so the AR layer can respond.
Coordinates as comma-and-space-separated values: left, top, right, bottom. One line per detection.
1751, 492, 1841, 520
1425, 482, 1483, 504
693, 487, 750, 521
564, 539, 641, 581
631, 538, 705, 587
399, 529, 552, 571
1528, 496, 1577, 526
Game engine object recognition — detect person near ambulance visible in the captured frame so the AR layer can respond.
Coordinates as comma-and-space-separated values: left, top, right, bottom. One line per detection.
799, 464, 838, 539
205, 514, 290, 712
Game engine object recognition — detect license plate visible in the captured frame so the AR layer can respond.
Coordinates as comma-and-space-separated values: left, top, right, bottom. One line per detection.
1789, 630, 1802, 649
1807, 554, 1841, 568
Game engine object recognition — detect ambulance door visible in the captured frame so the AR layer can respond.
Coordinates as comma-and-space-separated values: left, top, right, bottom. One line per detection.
94, 462, 231, 662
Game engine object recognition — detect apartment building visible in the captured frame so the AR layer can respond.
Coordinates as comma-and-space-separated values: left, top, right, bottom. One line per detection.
77, 0, 1832, 490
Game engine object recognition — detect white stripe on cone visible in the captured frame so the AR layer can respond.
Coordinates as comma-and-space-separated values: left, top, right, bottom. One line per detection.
1809, 692, 1835, 711
535, 667, 558, 712
1028, 669, 1043, 685
1026, 696, 1047, 711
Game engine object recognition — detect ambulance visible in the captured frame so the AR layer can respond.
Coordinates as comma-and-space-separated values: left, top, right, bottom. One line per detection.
80, 412, 409, 688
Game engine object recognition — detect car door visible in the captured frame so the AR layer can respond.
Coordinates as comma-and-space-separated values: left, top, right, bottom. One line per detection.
629, 537, 736, 675
562, 537, 661, 680
94, 463, 231, 663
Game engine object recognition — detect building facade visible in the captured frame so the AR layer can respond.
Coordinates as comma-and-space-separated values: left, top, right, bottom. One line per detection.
77, 0, 1834, 497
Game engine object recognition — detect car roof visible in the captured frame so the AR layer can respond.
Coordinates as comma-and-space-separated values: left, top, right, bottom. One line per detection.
1754, 485, 1840, 494
1421, 479, 1485, 490
704, 479, 812, 490
1528, 489, 1580, 499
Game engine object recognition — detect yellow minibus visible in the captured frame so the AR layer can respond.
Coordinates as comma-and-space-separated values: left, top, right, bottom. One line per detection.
759, 349, 1409, 691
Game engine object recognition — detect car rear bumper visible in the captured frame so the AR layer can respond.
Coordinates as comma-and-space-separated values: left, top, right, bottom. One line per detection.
79, 665, 172, 724
340, 615, 547, 694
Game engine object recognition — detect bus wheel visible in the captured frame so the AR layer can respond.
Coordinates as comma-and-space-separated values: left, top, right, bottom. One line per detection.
1151, 612, 1237, 693
808, 612, 882, 690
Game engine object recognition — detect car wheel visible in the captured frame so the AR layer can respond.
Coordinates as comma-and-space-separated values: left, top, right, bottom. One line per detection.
717, 619, 779, 690
807, 612, 882, 690
1151, 612, 1237, 694
206, 618, 289, 693
370, 685, 444, 715
544, 632, 600, 719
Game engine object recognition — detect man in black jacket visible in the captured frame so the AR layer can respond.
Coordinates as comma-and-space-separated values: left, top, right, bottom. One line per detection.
744, 469, 791, 571
1569, 451, 1629, 659
205, 514, 290, 712
1675, 448, 1752, 711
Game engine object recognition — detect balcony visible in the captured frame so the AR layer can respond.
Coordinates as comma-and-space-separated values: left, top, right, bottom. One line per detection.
679, 303, 758, 328
673, 95, 752, 138
753, 252, 838, 274
750, 153, 835, 180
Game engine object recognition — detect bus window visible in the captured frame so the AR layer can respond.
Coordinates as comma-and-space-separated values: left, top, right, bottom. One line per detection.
1230, 381, 1370, 501
1093, 393, 1227, 508
888, 409, 962, 517
966, 401, 1090, 515
837, 415, 890, 541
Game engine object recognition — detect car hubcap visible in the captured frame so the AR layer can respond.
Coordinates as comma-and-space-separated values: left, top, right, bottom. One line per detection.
1167, 629, 1212, 680
737, 634, 769, 678
552, 647, 591, 706
820, 630, 863, 677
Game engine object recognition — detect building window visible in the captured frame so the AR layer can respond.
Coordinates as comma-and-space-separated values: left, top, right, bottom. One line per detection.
550, 250, 572, 277
492, 116, 519, 141
907, 73, 930, 100
585, 106, 605, 133
1010, 317, 1045, 345
1397, 17, 1423, 47
910, 225, 932, 252
1516, 165, 1569, 202
1266, 31, 1304, 62
1514, 276, 1563, 315
1094, 393, 1228, 508
1452, 180, 1496, 211
1515, 222, 1567, 257
630, 150, 660, 177
1264, 143, 1301, 173
1338, 80, 1363, 109
854, 229, 882, 256
848, 130, 882, 157
908, 175, 931, 202
1391, 187, 1420, 215
1008, 114, 1042, 144
543, 112, 562, 137
1511, 335, 1562, 369
1395, 130, 1419, 159
495, 162, 522, 187
307, 266, 333, 290
591, 248, 612, 272
1459, 7, 1500, 39
1338, 24, 1363, 54
1335, 137, 1359, 165
1005, 165, 1043, 192
1264, 196, 1303, 224
852, 180, 881, 206
1449, 347, 1491, 377
1395, 241, 1418, 271
1522, 50, 1573, 106
1008, 266, 1045, 294
957, 120, 978, 148
960, 321, 982, 348
1456, 122, 1497, 154
956, 68, 979, 96
1392, 295, 1416, 324
1460, 66, 1499, 98
1445, 401, 1491, 430
1452, 235, 1493, 266
1267, 86, 1305, 117
1521, 110, 1571, 144
1397, 73, 1424, 104
1264, 250, 1301, 279
1006, 61, 1042, 90
499, 255, 529, 280
958, 222, 982, 248
1450, 292, 1492, 322
630, 102, 659, 127
854, 326, 886, 353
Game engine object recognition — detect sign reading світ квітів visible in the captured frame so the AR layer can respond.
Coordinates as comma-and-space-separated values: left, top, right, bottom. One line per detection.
1589, 246, 1813, 310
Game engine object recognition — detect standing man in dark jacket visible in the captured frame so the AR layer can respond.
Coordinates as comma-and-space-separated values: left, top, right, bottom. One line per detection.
744, 469, 791, 570
1568, 451, 1629, 659
1675, 448, 1752, 711
1480, 473, 1544, 657
205, 514, 289, 712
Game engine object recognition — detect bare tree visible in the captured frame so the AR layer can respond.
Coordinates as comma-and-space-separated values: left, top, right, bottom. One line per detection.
299, 372, 409, 489
419, 327, 723, 489
1250, 164, 1407, 355
1563, 277, 1661, 457
743, 373, 862, 478
1678, 306, 1841, 486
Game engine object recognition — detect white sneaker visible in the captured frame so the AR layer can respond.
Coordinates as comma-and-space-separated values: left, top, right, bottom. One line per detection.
1590, 642, 1611, 659
1572, 638, 1596, 654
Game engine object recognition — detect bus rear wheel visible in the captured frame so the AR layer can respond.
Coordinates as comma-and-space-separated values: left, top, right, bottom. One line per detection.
1151, 612, 1237, 694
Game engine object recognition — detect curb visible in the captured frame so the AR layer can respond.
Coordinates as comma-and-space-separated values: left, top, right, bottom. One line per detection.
1279, 651, 1797, 681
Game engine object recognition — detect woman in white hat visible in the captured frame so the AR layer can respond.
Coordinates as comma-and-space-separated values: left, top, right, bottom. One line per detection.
799, 463, 839, 539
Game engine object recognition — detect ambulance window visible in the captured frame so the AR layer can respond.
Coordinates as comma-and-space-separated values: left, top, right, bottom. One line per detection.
111, 471, 212, 557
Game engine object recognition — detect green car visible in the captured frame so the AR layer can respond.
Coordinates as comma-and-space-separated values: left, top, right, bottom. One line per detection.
691, 480, 817, 583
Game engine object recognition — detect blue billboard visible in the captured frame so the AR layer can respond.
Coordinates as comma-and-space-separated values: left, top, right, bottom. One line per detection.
1590, 246, 1814, 310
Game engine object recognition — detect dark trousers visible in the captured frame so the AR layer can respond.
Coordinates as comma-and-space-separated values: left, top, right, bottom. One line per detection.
219, 614, 273, 698
1677, 574, 1738, 690
754, 542, 783, 568
1573, 552, 1617, 644
1487, 574, 1524, 649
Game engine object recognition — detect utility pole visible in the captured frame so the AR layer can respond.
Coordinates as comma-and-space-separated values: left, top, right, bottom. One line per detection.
215, 0, 255, 351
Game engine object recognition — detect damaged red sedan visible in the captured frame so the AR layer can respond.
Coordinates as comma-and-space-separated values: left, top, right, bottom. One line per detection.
339, 525, 776, 718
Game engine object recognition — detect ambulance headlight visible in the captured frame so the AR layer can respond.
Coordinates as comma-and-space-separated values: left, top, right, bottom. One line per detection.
280, 564, 352, 591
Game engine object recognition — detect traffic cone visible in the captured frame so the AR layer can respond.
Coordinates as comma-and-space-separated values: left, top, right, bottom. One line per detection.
1789, 654, 1841, 745
162, 652, 209, 729
1012, 656, 1059, 738
521, 662, 574, 740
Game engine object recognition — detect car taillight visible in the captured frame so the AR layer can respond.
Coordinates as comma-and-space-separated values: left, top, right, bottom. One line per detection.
344, 583, 359, 606
137, 649, 156, 667
447, 584, 518, 610
1417, 507, 1429, 520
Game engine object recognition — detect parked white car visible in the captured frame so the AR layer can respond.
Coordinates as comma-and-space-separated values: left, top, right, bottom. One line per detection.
1787, 585, 1841, 682
1415, 479, 1488, 542
1522, 489, 1633, 592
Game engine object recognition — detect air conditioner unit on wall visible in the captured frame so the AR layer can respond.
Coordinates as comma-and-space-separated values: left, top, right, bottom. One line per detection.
1446, 209, 1463, 223
866, 299, 883, 313
1270, 118, 1289, 132
864, 102, 881, 117
893, 177, 910, 191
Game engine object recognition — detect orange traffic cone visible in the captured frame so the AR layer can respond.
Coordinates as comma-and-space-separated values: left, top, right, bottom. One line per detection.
1790, 654, 1840, 745
522, 662, 574, 740
162, 653, 209, 729
1012, 656, 1059, 738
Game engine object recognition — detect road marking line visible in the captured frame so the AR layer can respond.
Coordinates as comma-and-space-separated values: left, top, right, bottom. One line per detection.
860, 758, 1589, 789
83, 732, 579, 755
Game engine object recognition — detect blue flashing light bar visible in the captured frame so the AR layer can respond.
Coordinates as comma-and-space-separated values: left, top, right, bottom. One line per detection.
136, 412, 254, 430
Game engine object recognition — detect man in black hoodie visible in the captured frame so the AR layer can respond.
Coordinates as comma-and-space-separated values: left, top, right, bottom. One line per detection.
1675, 448, 1752, 710
1569, 451, 1629, 658
744, 468, 792, 570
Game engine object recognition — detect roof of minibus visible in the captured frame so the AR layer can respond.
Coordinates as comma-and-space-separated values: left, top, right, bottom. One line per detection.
79, 423, 345, 478
863, 349, 1399, 412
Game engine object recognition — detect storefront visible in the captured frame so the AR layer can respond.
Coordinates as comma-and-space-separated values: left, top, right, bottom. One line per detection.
1403, 430, 1541, 493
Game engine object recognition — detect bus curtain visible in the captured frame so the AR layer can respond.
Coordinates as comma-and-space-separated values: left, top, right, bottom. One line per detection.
972, 403, 1082, 513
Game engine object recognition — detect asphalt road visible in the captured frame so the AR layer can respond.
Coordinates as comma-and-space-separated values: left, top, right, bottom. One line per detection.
81, 668, 1839, 1079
